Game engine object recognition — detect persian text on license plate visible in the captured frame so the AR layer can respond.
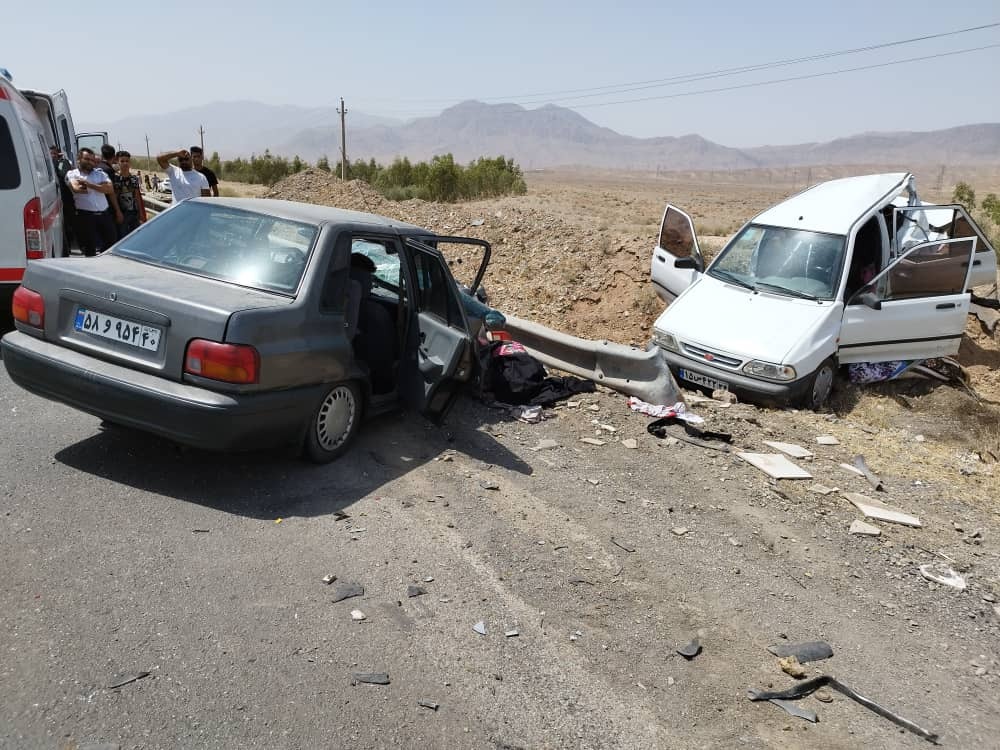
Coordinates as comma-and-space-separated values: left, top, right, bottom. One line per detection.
74, 308, 161, 352
678, 368, 728, 392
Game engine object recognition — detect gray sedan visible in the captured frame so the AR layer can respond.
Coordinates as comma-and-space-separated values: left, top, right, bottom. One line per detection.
2, 198, 491, 462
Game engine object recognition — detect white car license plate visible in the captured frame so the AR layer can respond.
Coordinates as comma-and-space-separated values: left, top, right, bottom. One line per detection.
74, 308, 161, 352
679, 368, 728, 392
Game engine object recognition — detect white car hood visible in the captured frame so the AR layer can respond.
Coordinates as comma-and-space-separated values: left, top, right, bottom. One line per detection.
657, 276, 832, 363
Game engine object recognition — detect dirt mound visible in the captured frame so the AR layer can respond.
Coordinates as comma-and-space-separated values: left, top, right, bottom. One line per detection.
265, 169, 660, 345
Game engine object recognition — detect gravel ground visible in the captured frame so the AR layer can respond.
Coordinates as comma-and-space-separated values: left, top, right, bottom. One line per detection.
2, 362, 999, 749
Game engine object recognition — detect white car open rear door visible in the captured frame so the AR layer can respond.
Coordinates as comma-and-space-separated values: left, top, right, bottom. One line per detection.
839, 237, 976, 363
49, 90, 77, 164
651, 204, 703, 303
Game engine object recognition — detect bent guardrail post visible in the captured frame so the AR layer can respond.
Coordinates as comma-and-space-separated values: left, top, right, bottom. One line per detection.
502, 315, 682, 405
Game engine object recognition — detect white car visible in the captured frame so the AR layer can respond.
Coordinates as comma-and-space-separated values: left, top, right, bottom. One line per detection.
650, 172, 997, 409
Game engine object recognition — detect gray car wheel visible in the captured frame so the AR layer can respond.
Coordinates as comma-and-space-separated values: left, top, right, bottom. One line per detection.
802, 358, 836, 411
303, 382, 362, 463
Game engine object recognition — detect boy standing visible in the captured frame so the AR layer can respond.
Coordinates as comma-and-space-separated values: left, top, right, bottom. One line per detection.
113, 151, 146, 239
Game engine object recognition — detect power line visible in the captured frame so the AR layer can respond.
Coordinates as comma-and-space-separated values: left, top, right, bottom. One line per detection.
567, 42, 1000, 109
351, 21, 1000, 107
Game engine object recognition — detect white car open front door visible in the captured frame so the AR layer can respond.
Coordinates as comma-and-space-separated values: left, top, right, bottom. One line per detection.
651, 204, 704, 303
839, 236, 977, 363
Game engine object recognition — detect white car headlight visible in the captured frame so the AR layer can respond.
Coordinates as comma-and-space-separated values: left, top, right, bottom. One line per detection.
653, 330, 679, 352
743, 360, 797, 381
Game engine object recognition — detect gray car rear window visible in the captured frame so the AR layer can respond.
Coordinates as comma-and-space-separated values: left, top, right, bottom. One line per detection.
0, 117, 21, 189
112, 201, 318, 295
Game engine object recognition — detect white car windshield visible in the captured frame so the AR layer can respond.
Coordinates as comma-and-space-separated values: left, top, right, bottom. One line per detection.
709, 224, 846, 300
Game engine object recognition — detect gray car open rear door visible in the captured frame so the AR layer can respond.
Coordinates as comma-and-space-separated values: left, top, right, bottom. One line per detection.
399, 239, 476, 423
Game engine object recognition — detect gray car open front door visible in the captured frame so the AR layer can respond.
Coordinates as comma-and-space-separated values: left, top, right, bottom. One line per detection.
400, 239, 476, 423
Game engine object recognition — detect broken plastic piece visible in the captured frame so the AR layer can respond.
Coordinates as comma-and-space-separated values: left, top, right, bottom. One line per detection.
417, 700, 439, 711
763, 441, 814, 459
767, 641, 834, 663
350, 609, 366, 621
331, 582, 364, 602
747, 675, 939, 744
407, 585, 427, 598
738, 452, 812, 480
767, 698, 818, 723
676, 638, 701, 659
843, 493, 921, 528
816, 435, 840, 445
919, 563, 966, 591
473, 621, 487, 635
352, 672, 390, 685
322, 574, 337, 585
849, 520, 881, 536
852, 455, 884, 492
504, 629, 519, 637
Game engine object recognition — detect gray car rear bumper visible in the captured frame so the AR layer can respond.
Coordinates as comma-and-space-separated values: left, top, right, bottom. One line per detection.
1, 330, 324, 452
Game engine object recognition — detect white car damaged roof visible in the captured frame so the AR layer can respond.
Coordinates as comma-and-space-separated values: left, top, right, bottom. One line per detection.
754, 172, 909, 235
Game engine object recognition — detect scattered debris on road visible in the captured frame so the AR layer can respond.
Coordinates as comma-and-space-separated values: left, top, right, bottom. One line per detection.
844, 493, 921, 528
331, 582, 365, 602
816, 435, 840, 445
763, 441, 814, 459
407, 585, 427, 598
737, 453, 813, 480
321, 574, 337, 585
107, 672, 150, 690
766, 697, 818, 723
350, 609, 366, 621
473, 621, 487, 635
529, 439, 560, 451
352, 672, 390, 686
778, 655, 809, 679
417, 700, 440, 711
676, 638, 702, 659
919, 563, 967, 591
808, 484, 838, 495
610, 537, 636, 553
747, 675, 939, 743
852, 455, 885, 492
849, 520, 882, 536
767, 641, 834, 662
505, 628, 520, 638
580, 437, 606, 446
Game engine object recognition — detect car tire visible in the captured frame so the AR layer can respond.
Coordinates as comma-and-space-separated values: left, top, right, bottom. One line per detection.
303, 382, 363, 463
801, 357, 836, 411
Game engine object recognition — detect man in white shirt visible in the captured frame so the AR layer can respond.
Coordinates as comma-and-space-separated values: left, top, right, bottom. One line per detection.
156, 148, 210, 204
66, 147, 118, 257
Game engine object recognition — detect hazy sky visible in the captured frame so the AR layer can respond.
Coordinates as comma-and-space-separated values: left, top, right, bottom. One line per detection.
5, 0, 999, 146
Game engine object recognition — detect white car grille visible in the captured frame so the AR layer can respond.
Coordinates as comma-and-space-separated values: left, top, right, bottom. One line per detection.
681, 341, 743, 369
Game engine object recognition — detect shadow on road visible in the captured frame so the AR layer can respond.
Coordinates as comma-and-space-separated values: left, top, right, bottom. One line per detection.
54, 401, 533, 520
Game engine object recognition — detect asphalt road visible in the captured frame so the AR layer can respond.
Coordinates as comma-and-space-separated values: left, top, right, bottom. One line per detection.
2, 362, 998, 750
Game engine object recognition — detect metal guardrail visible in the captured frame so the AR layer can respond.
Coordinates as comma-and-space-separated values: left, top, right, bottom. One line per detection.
502, 315, 681, 405
143, 195, 171, 217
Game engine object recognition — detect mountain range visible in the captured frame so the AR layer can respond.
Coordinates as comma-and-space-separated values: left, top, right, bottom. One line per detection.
83, 100, 1000, 172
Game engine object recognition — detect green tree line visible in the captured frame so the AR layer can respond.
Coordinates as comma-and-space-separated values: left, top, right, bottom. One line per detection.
129, 151, 526, 202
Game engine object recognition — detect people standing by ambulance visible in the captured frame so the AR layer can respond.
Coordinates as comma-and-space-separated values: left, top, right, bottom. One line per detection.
65, 147, 117, 257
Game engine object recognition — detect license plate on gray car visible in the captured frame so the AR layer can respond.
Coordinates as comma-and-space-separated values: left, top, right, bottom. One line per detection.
678, 368, 728, 392
74, 308, 161, 351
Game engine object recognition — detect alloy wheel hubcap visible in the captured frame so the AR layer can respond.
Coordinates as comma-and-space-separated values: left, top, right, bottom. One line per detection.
316, 386, 355, 451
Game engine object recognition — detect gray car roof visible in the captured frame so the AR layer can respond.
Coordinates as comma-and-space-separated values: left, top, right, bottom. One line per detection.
186, 197, 433, 234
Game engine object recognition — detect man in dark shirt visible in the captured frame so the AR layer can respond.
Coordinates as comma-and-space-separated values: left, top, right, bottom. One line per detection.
50, 145, 75, 256
97, 143, 123, 245
191, 146, 219, 197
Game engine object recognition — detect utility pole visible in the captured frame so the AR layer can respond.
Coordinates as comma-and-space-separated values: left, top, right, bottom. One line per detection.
145, 134, 150, 162
337, 98, 347, 181
198, 124, 205, 151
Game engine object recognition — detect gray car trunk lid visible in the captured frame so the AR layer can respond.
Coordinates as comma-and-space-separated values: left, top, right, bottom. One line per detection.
25, 254, 292, 381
